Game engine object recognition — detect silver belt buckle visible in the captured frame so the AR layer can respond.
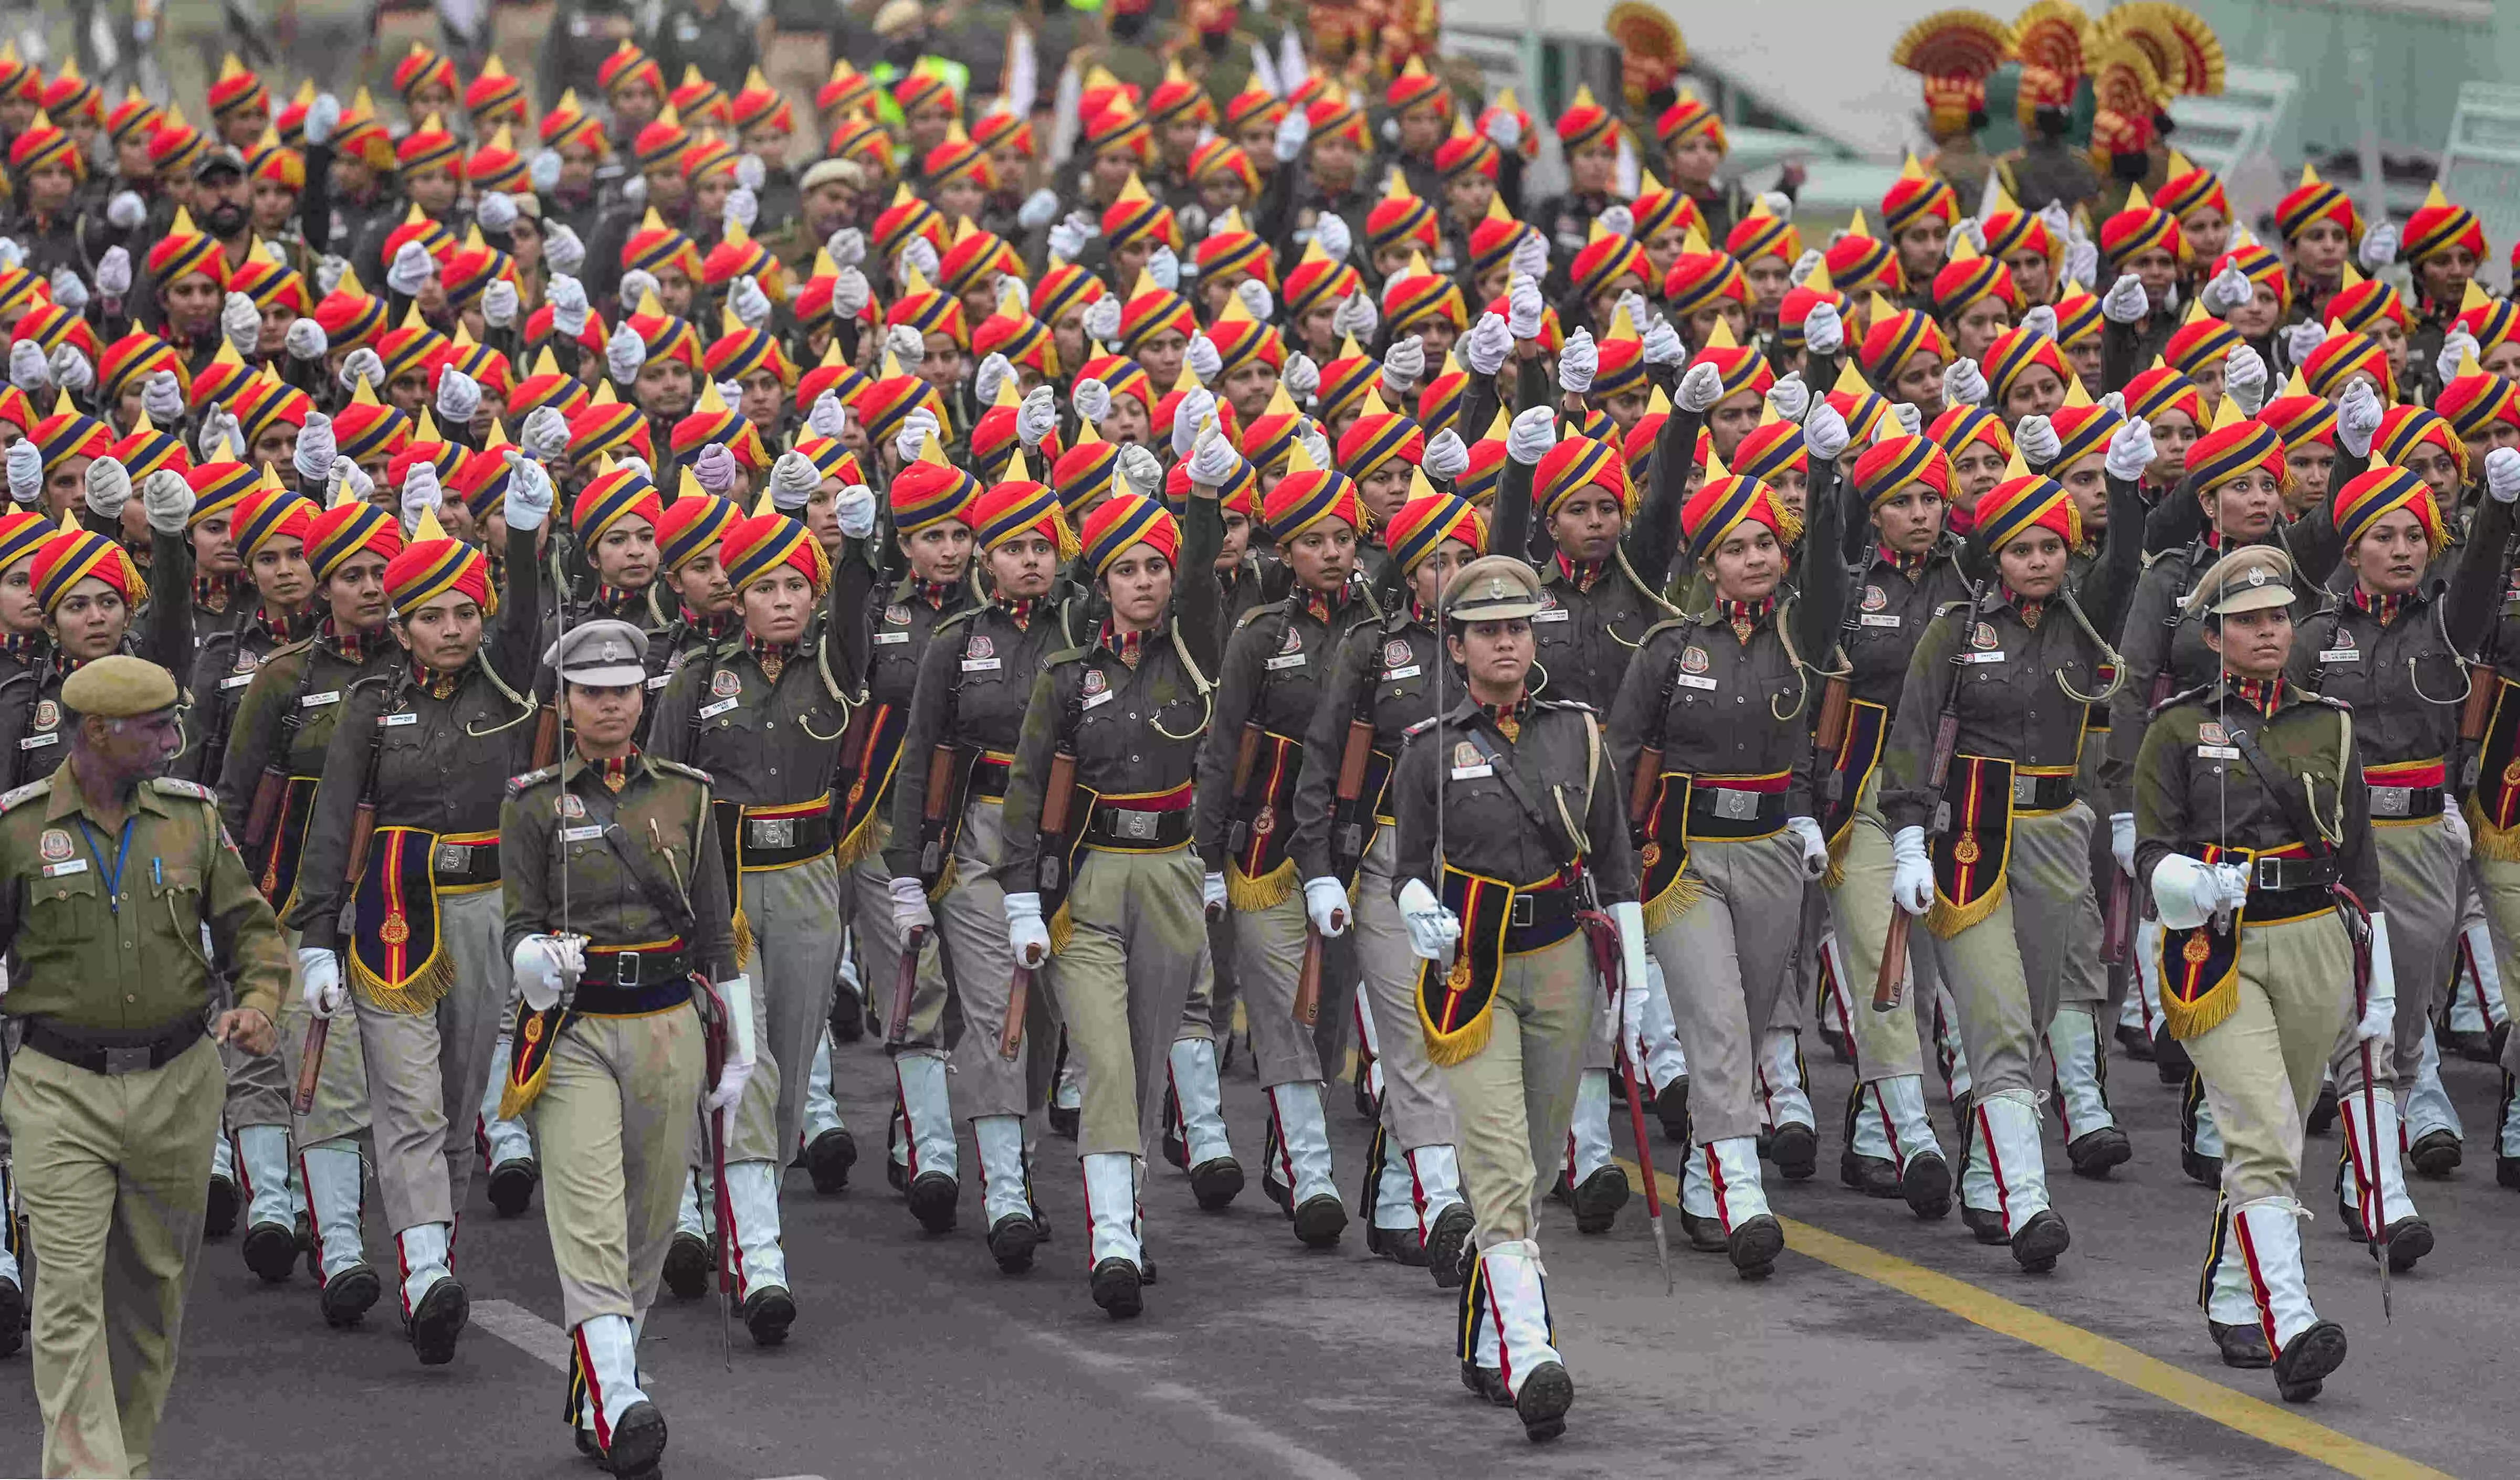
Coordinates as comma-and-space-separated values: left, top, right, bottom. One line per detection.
2012, 775, 2038, 806
751, 817, 795, 849
1117, 809, 1158, 840
2254, 857, 2282, 891
1712, 788, 1759, 821
104, 1044, 152, 1075
1509, 894, 1535, 927
615, 951, 642, 988
2368, 785, 2411, 818
435, 843, 470, 873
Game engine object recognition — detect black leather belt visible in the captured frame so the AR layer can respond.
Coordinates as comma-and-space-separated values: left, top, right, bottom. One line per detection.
22, 1013, 208, 1075
714, 800, 836, 868
430, 840, 501, 888
2249, 854, 2338, 919
573, 946, 696, 1016
2366, 783, 2444, 819
1684, 785, 1790, 840
1503, 886, 1581, 952
969, 755, 1011, 800
1087, 802, 1193, 849
2011, 770, 2078, 813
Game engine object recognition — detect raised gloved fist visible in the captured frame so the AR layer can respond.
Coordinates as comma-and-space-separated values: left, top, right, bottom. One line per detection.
1017, 385, 1058, 448
769, 450, 821, 511
543, 224, 586, 276
1082, 294, 1122, 347
1382, 333, 1426, 394
2437, 329, 2483, 386
1506, 275, 1542, 341
692, 442, 740, 496
2013, 413, 2060, 467
1788, 248, 1824, 286
303, 92, 341, 146
824, 227, 867, 270
387, 239, 437, 297
1116, 442, 1163, 500
2063, 239, 2099, 293
1314, 214, 1352, 267
1483, 107, 1521, 152
1803, 299, 1844, 357
2335, 379, 2383, 459
1802, 400, 1850, 463
521, 406, 570, 465
1147, 245, 1180, 292
293, 411, 337, 484
2487, 446, 2520, 505
436, 367, 481, 425
729, 274, 772, 330
340, 346, 385, 395
973, 351, 1015, 408
1170, 388, 1216, 459
604, 321, 646, 384
2203, 263, 2252, 315
141, 469, 192, 535
2104, 417, 2157, 482
2018, 304, 2057, 342
894, 406, 939, 464
1505, 405, 1557, 466
1235, 279, 1274, 322
398, 461, 443, 535
722, 186, 758, 232
1016, 187, 1061, 232
1677, 360, 1726, 414
140, 369, 184, 424
7, 341, 46, 393
835, 483, 877, 538
2282, 320, 2327, 369
47, 346, 91, 395
1640, 315, 1685, 365
83, 456, 132, 519
805, 388, 848, 440
1462, 312, 1513, 377
1890, 400, 1923, 436
1508, 229, 1547, 286
106, 191, 147, 230
1331, 289, 1378, 343
1188, 418, 1242, 487
1598, 204, 1634, 239
529, 149, 562, 195
831, 266, 872, 321
94, 246, 131, 299
617, 269, 661, 311
1046, 215, 1090, 263
546, 273, 590, 337
1273, 106, 1311, 165
48, 268, 88, 314
2223, 345, 2270, 418
1767, 371, 1810, 422
476, 191, 518, 232
1423, 428, 1469, 480
2100, 272, 2150, 325
4, 440, 36, 503
2358, 220, 2399, 272
1185, 332, 1222, 385
483, 278, 519, 329
218, 292, 261, 357
1281, 352, 1320, 400
1557, 328, 1597, 395
1072, 376, 1112, 425
502, 451, 555, 530
1941, 357, 1987, 409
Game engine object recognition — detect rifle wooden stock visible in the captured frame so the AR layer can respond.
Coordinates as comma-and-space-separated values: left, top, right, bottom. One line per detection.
1292, 928, 1325, 1026
1628, 743, 1664, 832
1814, 672, 1852, 756
2461, 661, 2496, 744
837, 700, 878, 777
291, 1016, 328, 1115
2102, 869, 2132, 964
343, 800, 379, 884
1035, 748, 1080, 894
530, 703, 560, 769
242, 767, 289, 849
1334, 718, 1374, 804
1871, 911, 1911, 1012
1230, 719, 1263, 795
887, 924, 929, 1043
916, 743, 961, 883
999, 965, 1032, 1060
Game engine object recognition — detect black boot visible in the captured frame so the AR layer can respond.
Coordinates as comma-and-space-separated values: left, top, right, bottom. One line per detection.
319, 1263, 381, 1328
1570, 1165, 1630, 1234
242, 1221, 298, 1282
1654, 1076, 1691, 1143
1726, 1214, 1784, 1278
1190, 1157, 1244, 1210
1090, 1257, 1143, 1318
1367, 1220, 1427, 1265
805, 1128, 857, 1193
740, 1284, 795, 1345
1900, 1151, 1954, 1220
2407, 1129, 2461, 1178
406, 1277, 469, 1366
204, 1174, 239, 1238
1767, 1123, 1818, 1181
1961, 1205, 2010, 1244
2115, 1022, 2155, 1061
662, 1231, 710, 1299
1515, 1362, 1573, 1442
2066, 1125, 2133, 1178
987, 1213, 1040, 1274
488, 1157, 539, 1217
1842, 1151, 1901, 1198
2306, 1084, 2339, 1135
2271, 1321, 2348, 1403
2210, 1319, 2271, 1369
1427, 1203, 1475, 1288
2152, 1026, 2191, 1085
907, 1171, 959, 1232
2009, 1209, 2070, 1272
600, 1400, 668, 1479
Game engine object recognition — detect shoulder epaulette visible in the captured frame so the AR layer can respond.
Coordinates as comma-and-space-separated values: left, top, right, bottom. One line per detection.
1234, 605, 1272, 631
932, 606, 984, 637
1042, 643, 1091, 668
0, 777, 49, 812
147, 777, 217, 803
1536, 697, 1598, 715
651, 758, 713, 784
2151, 682, 2217, 718
1402, 714, 1443, 741
348, 671, 396, 695
266, 635, 317, 660
2303, 692, 2351, 712
1932, 599, 1973, 618
506, 765, 560, 796
1638, 615, 1694, 644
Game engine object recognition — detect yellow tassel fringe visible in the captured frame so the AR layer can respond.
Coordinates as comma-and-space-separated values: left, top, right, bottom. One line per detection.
1926, 875, 2008, 939
2468, 798, 2520, 862
1226, 858, 1299, 911
731, 905, 754, 969
1642, 872, 1705, 933
1821, 820, 1853, 891
2161, 977, 2238, 1042
1048, 900, 1075, 957
833, 811, 882, 870
1421, 1005, 1494, 1067
351, 947, 457, 1015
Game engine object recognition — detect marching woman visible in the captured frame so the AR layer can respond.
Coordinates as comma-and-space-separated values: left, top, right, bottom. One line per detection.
1605, 395, 1849, 1280
500, 618, 746, 1479
216, 492, 404, 1326
1878, 426, 2144, 1271
284, 459, 549, 1366
2295, 456, 2516, 1269
647, 460, 877, 1344
995, 424, 1234, 1319
885, 465, 1090, 1274
1391, 552, 1642, 1442
1291, 485, 1482, 1283
1193, 439, 1384, 1251
2134, 544, 2371, 1403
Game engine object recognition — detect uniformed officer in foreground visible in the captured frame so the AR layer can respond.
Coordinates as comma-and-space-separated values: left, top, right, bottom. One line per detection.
2133, 545, 2374, 1404
1, 655, 291, 1478
499, 619, 746, 1480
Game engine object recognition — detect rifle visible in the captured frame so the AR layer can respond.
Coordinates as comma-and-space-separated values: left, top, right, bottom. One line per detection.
342, 701, 388, 885
1628, 653, 1685, 840
2103, 663, 2182, 961
1003, 737, 1080, 1060
1220, 718, 1264, 924
1876, 586, 1980, 1011
914, 742, 968, 889
1299, 714, 1379, 1029
243, 657, 318, 852
885, 924, 929, 1044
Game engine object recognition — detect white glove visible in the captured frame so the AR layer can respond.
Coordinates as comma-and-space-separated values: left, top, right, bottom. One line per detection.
82, 457, 131, 522
2282, 320, 2327, 368
1046, 216, 1090, 262
2149, 853, 2246, 931
1018, 384, 1058, 448
1950, 216, 1983, 255
387, 239, 437, 297
1202, 871, 1228, 917
897, 237, 940, 284
298, 946, 345, 1018
1376, 337, 1423, 403
2487, 446, 2520, 505
2223, 345, 2269, 417
1462, 312, 1513, 377
1304, 876, 1349, 936
734, 153, 766, 193
2438, 329, 2482, 386
330, 457, 375, 506
1506, 274, 1542, 341
288, 411, 335, 484
729, 274, 772, 330
340, 346, 385, 394
1397, 876, 1462, 961
2110, 811, 2135, 875
894, 405, 940, 463
617, 269, 662, 313
529, 149, 562, 195
2358, 221, 2399, 272
4, 440, 35, 503
1483, 106, 1522, 152
1282, 352, 1320, 400
835, 482, 877, 538
2358, 914, 2397, 1043
282, 314, 329, 361
2202, 263, 2252, 315
620, 175, 647, 205
303, 92, 341, 145
2019, 304, 2058, 342
1609, 900, 1652, 1054
707, 975, 757, 1112
1116, 442, 1163, 500
824, 227, 867, 270
1789, 248, 1824, 287
7, 341, 47, 393
509, 932, 584, 1010
1890, 825, 1935, 917
436, 367, 480, 425
997, 276, 1034, 318
195, 413, 245, 469
138, 369, 184, 425
1423, 428, 1469, 481
1767, 372, 1810, 422
399, 461, 442, 534
1273, 105, 1311, 164
1557, 329, 1596, 395
1510, 229, 1547, 285
889, 875, 934, 934
1592, 204, 1633, 240
1505, 405, 1556, 466
766, 450, 821, 512
106, 189, 147, 229
544, 224, 586, 276
1318, 216, 1359, 269
2442, 805, 2473, 857
1296, 419, 1332, 471
1331, 289, 1378, 343
2101, 272, 2149, 325
1188, 418, 1242, 486
2101, 391, 2126, 417
2336, 379, 2382, 460
547, 274, 590, 338
1802, 400, 1850, 463
1083, 294, 1122, 347
47, 268, 88, 315
805, 388, 848, 440
0, 240, 21, 271
503, 451, 555, 531
139, 469, 192, 535
47, 346, 91, 396
1016, 187, 1062, 232
521, 406, 570, 465
1891, 400, 1924, 436
2104, 417, 2156, 482
94, 246, 131, 299
483, 278, 519, 329
1185, 332, 1222, 386
831, 266, 872, 321
1147, 245, 1180, 293
1072, 376, 1112, 425
1005, 891, 1052, 967
1941, 357, 1987, 409
1170, 388, 1215, 459
2063, 238, 2100, 292
604, 321, 646, 384
476, 191, 518, 232
1786, 816, 1830, 880
1640, 316, 1685, 366
973, 351, 1015, 408
1677, 360, 1725, 413
1235, 279, 1274, 322
1803, 299, 1844, 357
723, 186, 759, 232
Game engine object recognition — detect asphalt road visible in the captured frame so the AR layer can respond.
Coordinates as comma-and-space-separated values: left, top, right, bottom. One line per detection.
2, 1019, 2505, 1479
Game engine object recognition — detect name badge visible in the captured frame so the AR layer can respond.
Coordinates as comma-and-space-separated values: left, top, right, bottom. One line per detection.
560, 825, 605, 842
1860, 614, 1902, 628
1450, 763, 1493, 779
1082, 689, 1114, 711
1959, 651, 2007, 664
645, 674, 673, 691
1532, 609, 1570, 622
40, 858, 87, 877
698, 697, 739, 719
2197, 744, 2240, 759
383, 712, 419, 727
219, 671, 257, 690
961, 657, 1002, 672
1264, 652, 1307, 671
2318, 647, 2359, 663
17, 732, 55, 750
1383, 664, 1421, 680
872, 631, 912, 645
301, 691, 341, 707
1676, 674, 1718, 691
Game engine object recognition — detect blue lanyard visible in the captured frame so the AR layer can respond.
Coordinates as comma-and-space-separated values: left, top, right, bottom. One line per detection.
77, 816, 137, 915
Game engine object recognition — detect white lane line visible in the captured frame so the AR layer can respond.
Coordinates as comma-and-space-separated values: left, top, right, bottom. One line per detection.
1028, 1329, 1366, 1480
470, 1297, 571, 1371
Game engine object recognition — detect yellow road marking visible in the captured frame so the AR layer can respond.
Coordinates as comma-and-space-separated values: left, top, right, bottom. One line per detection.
1614, 1158, 2451, 1480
